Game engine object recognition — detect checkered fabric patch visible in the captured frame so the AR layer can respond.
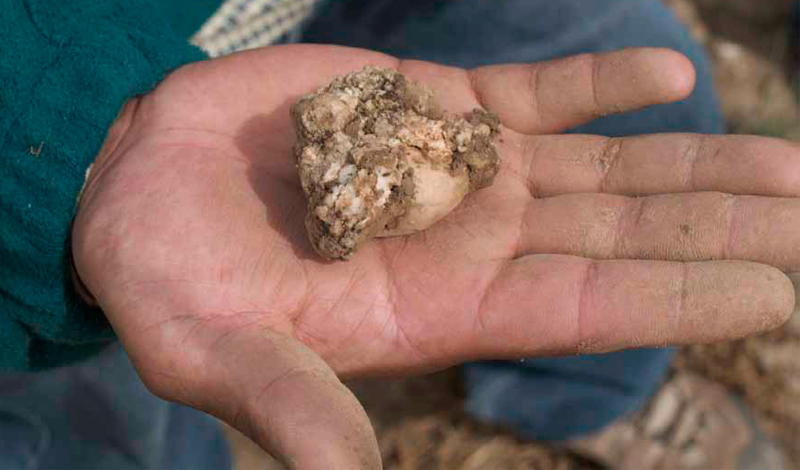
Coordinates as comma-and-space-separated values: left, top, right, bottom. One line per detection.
191, 0, 321, 57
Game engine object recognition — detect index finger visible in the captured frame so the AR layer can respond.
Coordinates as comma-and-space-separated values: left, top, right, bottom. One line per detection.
180, 45, 694, 138
465, 47, 696, 135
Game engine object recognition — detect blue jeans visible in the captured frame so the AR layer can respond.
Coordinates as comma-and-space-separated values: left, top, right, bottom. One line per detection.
0, 345, 230, 470
304, 0, 724, 441
0, 1, 725, 468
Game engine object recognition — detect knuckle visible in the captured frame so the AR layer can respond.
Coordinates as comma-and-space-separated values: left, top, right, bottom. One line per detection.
525, 64, 543, 131
595, 137, 624, 191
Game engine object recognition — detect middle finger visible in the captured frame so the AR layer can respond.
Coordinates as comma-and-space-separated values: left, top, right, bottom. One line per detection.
516, 192, 800, 271
507, 133, 800, 198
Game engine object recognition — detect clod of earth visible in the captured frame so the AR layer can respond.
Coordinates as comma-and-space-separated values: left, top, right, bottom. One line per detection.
292, 66, 501, 260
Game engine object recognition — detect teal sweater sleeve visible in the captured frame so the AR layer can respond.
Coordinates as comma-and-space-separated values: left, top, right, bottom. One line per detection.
0, 0, 211, 371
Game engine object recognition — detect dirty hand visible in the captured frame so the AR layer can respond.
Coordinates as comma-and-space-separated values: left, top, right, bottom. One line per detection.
72, 45, 800, 469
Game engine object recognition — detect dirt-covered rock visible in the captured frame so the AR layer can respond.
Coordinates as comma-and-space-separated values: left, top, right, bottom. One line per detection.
292, 67, 500, 260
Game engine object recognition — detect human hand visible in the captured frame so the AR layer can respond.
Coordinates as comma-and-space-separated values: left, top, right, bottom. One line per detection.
72, 45, 800, 469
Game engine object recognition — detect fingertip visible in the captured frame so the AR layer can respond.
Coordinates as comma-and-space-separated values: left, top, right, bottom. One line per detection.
719, 262, 794, 337
651, 48, 697, 102
668, 50, 697, 100
773, 270, 798, 330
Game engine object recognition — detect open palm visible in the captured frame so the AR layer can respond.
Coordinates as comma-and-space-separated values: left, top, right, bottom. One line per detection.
73, 45, 800, 469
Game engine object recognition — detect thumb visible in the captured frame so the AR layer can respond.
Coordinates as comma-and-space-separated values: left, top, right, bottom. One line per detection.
230, 329, 381, 469
210, 329, 381, 470
128, 322, 382, 470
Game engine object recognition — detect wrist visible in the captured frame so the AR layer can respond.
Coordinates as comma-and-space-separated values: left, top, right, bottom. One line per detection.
70, 236, 99, 307
70, 97, 142, 306
78, 98, 142, 206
